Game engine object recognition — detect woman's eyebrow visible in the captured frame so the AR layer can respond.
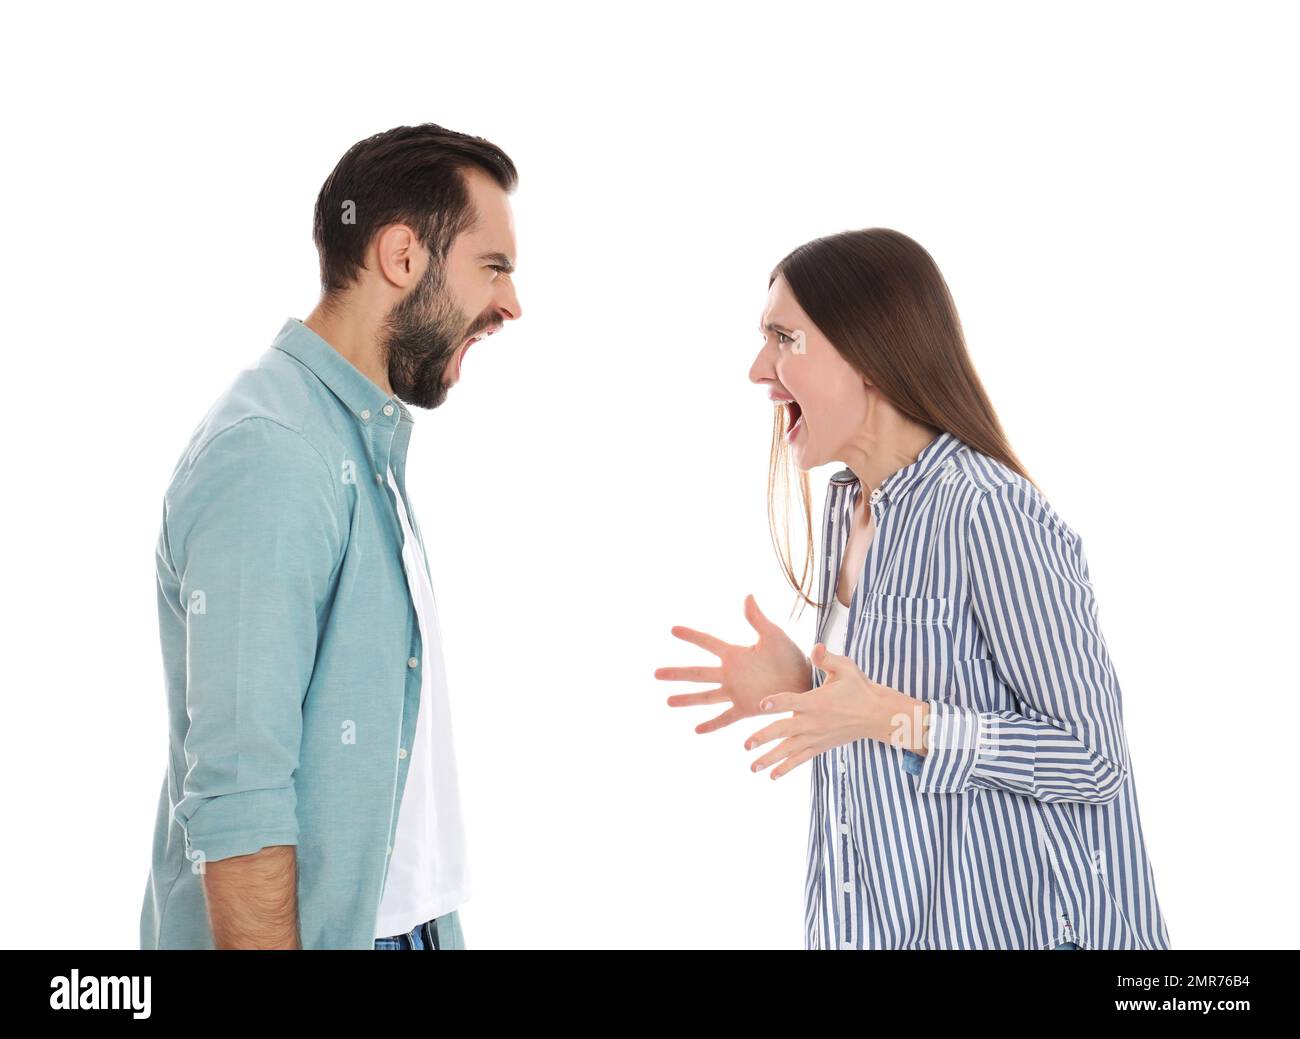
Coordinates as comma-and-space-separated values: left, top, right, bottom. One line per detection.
761, 320, 793, 333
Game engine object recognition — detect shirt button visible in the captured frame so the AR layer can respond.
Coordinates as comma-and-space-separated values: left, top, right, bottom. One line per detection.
838, 759, 847, 773
840, 823, 850, 835
842, 881, 853, 893
869, 488, 882, 503
397, 747, 408, 759
383, 404, 395, 417
842, 940, 854, 949
361, 409, 371, 421
408, 656, 419, 668
375, 472, 383, 483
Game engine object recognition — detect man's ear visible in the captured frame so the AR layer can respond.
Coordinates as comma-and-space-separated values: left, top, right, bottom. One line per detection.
373, 223, 422, 290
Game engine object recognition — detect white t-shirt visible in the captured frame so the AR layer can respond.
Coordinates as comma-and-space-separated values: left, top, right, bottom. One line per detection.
374, 467, 471, 939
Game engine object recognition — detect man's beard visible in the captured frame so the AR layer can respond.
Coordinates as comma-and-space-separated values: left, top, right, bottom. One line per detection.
380, 261, 467, 410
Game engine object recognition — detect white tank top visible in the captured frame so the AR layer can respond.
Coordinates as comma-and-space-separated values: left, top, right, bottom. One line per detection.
823, 593, 852, 655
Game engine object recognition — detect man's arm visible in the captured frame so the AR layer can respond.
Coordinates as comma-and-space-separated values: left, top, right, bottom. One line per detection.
204, 845, 301, 949
163, 417, 344, 948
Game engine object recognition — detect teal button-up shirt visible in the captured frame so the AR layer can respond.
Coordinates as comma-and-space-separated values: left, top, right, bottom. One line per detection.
140, 317, 433, 949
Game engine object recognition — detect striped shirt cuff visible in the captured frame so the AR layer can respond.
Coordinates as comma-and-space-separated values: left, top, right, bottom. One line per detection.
901, 700, 996, 794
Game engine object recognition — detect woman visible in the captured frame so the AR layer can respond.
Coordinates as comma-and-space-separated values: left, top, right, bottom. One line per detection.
656, 229, 1170, 950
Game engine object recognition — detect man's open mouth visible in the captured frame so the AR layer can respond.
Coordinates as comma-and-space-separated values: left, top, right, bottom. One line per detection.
463, 324, 501, 350
456, 326, 500, 377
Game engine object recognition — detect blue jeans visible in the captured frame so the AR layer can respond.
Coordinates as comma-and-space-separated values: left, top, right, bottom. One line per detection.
374, 910, 465, 950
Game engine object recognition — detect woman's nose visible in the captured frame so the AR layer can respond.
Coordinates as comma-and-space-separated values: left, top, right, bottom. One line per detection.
748, 341, 775, 384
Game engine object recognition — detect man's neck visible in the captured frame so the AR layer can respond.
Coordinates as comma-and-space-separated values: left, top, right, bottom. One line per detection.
303, 299, 393, 396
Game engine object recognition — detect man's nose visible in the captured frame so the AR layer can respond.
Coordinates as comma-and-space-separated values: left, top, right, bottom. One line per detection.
498, 282, 522, 323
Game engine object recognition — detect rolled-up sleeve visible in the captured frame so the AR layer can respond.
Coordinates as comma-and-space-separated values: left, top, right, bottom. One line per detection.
164, 417, 343, 862
903, 482, 1130, 804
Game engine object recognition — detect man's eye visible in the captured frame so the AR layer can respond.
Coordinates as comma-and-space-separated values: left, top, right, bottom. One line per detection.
490, 265, 509, 274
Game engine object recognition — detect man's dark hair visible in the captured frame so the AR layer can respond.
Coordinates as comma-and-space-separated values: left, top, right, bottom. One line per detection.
312, 123, 518, 302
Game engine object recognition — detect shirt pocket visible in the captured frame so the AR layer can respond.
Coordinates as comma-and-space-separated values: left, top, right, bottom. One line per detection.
852, 591, 956, 703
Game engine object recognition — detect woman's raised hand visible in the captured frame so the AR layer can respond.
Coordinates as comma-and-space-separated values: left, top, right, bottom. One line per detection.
656, 594, 812, 733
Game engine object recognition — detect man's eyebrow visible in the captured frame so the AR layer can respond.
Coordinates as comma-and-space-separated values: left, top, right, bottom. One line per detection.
478, 251, 515, 273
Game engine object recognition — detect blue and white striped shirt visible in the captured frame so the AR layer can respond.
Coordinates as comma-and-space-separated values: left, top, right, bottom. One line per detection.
804, 429, 1171, 949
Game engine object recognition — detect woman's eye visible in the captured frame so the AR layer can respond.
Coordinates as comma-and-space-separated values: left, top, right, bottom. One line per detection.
776, 332, 793, 347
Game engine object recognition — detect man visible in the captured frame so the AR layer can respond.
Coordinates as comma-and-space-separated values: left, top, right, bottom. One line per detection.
139, 124, 522, 949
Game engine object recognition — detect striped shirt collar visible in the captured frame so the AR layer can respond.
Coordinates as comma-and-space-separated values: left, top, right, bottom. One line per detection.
828, 428, 967, 509
271, 316, 410, 426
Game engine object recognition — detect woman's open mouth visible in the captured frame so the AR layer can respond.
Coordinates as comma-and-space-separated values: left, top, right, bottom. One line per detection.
784, 400, 804, 443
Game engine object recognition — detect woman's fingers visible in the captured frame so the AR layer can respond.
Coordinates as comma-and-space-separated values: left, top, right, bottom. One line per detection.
669, 625, 732, 659
664, 688, 728, 708
757, 689, 806, 714
769, 743, 821, 780
750, 733, 817, 774
654, 665, 723, 684
694, 705, 743, 734
743, 715, 804, 751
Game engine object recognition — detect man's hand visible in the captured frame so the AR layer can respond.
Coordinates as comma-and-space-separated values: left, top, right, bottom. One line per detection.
202, 844, 301, 949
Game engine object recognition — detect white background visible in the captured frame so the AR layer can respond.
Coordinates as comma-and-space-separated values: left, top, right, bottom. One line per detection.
1, 1, 1296, 949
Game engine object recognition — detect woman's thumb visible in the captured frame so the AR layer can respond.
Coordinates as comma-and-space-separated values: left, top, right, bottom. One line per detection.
812, 641, 843, 672
744, 593, 773, 634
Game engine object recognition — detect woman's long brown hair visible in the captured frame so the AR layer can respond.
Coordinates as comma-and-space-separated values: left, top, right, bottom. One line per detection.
767, 228, 1039, 619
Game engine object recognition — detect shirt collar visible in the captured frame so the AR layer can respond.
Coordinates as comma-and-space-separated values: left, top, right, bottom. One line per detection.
829, 428, 967, 509
271, 317, 410, 426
